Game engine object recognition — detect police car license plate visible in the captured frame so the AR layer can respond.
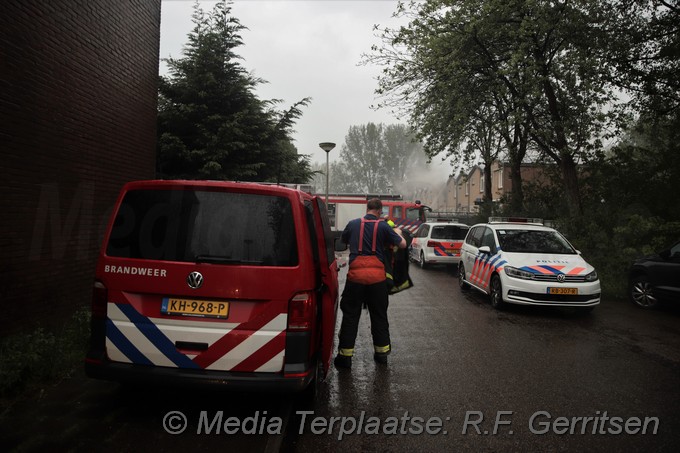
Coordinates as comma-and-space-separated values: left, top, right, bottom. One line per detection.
161, 298, 229, 318
548, 287, 578, 295
445, 248, 460, 256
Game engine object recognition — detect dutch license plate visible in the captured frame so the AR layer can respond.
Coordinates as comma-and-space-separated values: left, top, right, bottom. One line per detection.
161, 297, 229, 319
548, 287, 578, 295
445, 248, 460, 256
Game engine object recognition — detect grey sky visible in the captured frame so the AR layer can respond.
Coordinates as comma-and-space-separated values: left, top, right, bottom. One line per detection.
159, 0, 409, 167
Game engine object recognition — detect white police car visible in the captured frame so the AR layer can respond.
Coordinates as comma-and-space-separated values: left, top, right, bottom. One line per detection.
458, 218, 600, 311
409, 221, 469, 268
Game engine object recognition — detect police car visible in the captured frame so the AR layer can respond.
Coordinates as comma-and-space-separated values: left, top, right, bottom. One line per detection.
458, 218, 600, 311
409, 221, 469, 268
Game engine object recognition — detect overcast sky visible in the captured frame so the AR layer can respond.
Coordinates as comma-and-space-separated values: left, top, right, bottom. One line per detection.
159, 0, 415, 168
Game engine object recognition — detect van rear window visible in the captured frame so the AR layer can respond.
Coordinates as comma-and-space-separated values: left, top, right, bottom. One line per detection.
106, 189, 298, 266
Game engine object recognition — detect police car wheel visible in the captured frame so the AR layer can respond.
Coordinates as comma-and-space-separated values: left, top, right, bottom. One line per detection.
458, 264, 470, 290
489, 275, 506, 310
419, 251, 428, 269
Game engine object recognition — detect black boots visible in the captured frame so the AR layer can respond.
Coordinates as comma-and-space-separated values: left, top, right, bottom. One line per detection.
374, 352, 389, 364
334, 354, 352, 369
334, 351, 389, 367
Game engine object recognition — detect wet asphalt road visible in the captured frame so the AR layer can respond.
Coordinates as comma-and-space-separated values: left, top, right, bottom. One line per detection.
1, 259, 679, 452
287, 262, 680, 452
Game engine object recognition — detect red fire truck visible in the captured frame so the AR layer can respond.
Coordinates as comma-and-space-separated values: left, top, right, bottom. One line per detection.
324, 193, 430, 234
253, 184, 430, 235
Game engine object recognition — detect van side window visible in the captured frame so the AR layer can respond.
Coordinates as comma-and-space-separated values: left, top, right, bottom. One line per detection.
315, 198, 335, 267
305, 201, 320, 267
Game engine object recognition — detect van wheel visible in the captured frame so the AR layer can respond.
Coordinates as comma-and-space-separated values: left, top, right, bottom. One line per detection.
300, 358, 323, 407
490, 275, 506, 310
458, 264, 470, 290
419, 251, 428, 269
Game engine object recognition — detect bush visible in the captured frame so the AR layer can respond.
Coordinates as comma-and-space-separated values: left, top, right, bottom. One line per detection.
0, 307, 90, 399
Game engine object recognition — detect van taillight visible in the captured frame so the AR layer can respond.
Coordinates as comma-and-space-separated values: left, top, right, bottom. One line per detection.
427, 241, 441, 248
287, 292, 314, 331
92, 281, 108, 319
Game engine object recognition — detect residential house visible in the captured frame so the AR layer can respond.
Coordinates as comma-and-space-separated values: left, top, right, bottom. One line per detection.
443, 160, 554, 213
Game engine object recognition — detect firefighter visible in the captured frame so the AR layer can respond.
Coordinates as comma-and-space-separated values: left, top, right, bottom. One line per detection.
334, 198, 407, 368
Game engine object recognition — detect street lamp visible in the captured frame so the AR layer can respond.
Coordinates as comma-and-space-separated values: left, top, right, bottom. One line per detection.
319, 142, 336, 205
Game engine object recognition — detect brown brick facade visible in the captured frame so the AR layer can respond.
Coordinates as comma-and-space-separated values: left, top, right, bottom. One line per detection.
0, 0, 161, 336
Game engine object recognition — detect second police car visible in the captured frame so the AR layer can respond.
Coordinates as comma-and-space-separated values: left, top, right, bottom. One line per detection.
458, 218, 600, 312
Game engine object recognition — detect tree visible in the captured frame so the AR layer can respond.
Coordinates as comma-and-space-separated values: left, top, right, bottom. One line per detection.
368, 0, 621, 217
328, 123, 432, 194
606, 0, 679, 117
157, 0, 313, 183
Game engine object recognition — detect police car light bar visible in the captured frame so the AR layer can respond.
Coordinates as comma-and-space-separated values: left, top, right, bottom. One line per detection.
488, 217, 545, 225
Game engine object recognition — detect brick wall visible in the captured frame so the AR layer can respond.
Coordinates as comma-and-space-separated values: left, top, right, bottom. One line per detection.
0, 0, 162, 336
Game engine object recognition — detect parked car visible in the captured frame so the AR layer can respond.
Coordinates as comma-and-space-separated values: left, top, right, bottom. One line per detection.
409, 221, 469, 269
459, 218, 600, 312
85, 180, 340, 395
628, 240, 680, 309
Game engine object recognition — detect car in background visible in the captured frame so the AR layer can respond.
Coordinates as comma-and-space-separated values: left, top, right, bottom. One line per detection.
409, 221, 469, 269
628, 240, 680, 309
459, 218, 600, 312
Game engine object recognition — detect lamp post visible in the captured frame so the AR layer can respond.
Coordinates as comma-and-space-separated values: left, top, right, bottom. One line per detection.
319, 142, 336, 205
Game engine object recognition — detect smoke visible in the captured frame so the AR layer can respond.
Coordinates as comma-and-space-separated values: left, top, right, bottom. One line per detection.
394, 154, 453, 208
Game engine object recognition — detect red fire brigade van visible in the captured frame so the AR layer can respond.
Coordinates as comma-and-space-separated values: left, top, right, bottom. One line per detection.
85, 180, 340, 393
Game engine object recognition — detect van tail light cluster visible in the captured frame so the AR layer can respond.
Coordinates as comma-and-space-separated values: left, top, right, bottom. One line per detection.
86, 280, 109, 363
91, 280, 108, 319
427, 241, 442, 248
287, 291, 314, 331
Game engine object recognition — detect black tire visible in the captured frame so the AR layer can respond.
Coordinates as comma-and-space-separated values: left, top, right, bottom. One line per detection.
489, 274, 506, 310
629, 275, 659, 309
458, 264, 470, 290
299, 358, 323, 407
419, 251, 428, 269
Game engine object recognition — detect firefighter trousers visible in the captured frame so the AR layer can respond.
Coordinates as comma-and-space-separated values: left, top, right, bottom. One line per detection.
337, 280, 390, 355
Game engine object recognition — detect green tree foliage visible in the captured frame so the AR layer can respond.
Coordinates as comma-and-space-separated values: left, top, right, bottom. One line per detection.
520, 111, 680, 297
606, 1, 679, 116
329, 123, 431, 194
367, 0, 623, 217
157, 0, 313, 183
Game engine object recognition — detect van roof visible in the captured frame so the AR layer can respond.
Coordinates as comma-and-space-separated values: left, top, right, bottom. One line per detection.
122, 180, 313, 197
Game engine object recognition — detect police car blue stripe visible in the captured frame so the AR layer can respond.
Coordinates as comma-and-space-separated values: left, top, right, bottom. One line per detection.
116, 304, 200, 369
488, 253, 504, 267
106, 319, 154, 366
